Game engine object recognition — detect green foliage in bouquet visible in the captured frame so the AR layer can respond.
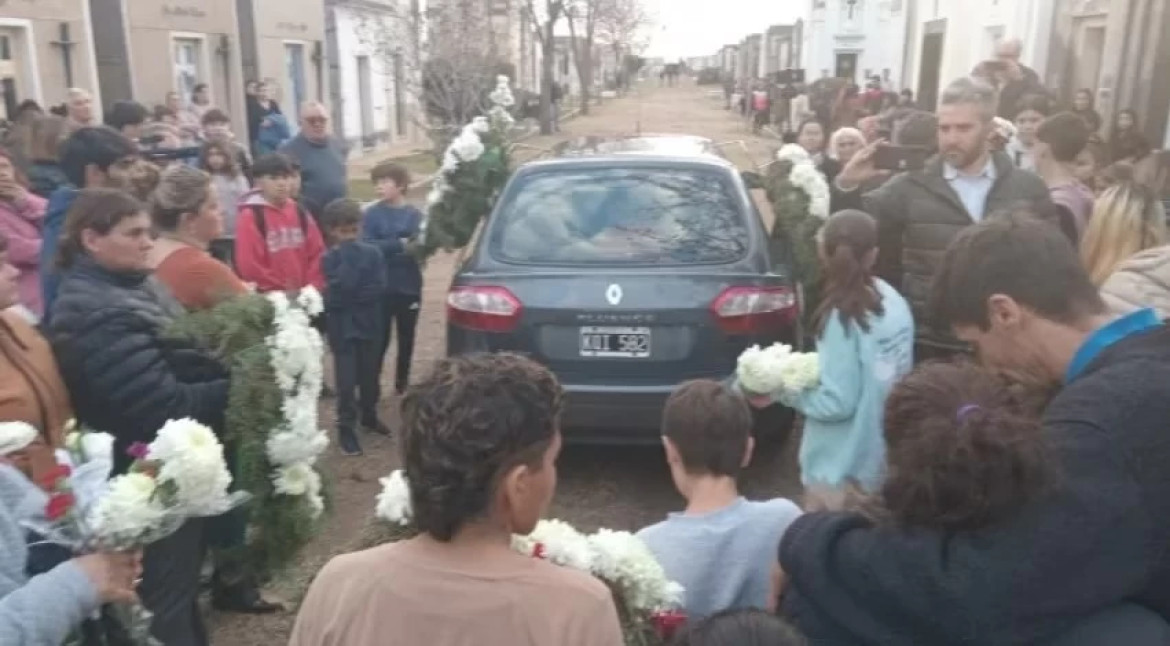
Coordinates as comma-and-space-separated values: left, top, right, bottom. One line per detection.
766, 159, 823, 333
166, 295, 320, 577
417, 132, 511, 259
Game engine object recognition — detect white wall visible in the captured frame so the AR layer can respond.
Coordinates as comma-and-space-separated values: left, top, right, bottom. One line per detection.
802, 0, 908, 87
905, 0, 1057, 106
332, 5, 421, 148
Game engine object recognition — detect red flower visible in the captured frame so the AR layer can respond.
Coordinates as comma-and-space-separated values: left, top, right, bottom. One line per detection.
38, 463, 73, 490
46, 492, 76, 521
531, 542, 546, 559
126, 442, 150, 461
651, 610, 688, 640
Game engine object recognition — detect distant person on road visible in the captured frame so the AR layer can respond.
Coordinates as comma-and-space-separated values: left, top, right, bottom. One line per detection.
321, 198, 390, 456
637, 379, 802, 619
279, 102, 347, 222
362, 161, 423, 395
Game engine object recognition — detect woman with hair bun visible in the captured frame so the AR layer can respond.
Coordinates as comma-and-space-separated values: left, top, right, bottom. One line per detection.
290, 353, 623, 646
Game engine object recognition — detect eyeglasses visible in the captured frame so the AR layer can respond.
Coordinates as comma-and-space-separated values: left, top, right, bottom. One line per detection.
305, 116, 327, 125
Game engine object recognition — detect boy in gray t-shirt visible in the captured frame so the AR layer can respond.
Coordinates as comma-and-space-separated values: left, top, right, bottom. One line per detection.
636, 380, 802, 619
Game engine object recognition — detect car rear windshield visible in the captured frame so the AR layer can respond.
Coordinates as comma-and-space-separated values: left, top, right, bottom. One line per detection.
488, 166, 750, 265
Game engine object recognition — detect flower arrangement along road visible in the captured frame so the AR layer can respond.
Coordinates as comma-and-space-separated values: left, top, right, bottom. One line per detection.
765, 144, 832, 332
165, 287, 327, 577
372, 470, 687, 645
416, 75, 516, 259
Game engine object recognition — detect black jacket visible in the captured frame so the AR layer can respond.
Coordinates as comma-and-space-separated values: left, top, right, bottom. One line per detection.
323, 240, 387, 346
47, 256, 229, 473
836, 152, 1050, 351
779, 324, 1170, 645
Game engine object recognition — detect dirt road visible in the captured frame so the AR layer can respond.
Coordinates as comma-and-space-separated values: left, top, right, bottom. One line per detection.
210, 81, 801, 645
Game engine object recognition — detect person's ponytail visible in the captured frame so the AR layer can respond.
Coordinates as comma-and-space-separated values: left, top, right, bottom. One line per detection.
811, 210, 884, 337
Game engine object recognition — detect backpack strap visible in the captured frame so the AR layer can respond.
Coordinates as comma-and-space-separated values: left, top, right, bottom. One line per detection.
250, 203, 267, 240
295, 203, 309, 235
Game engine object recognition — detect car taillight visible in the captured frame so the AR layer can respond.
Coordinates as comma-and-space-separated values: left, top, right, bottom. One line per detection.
447, 286, 522, 333
710, 286, 797, 334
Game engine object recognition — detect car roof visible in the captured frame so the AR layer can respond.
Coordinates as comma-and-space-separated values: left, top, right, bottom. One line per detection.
547, 134, 724, 161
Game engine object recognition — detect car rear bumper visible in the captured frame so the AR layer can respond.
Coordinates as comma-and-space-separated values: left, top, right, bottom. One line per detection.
560, 383, 678, 440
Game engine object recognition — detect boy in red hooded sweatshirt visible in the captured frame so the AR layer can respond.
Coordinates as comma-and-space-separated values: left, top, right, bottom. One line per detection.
234, 153, 325, 293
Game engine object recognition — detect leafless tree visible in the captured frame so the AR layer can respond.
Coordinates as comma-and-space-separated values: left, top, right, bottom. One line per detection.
597, 0, 651, 91
350, 0, 508, 154
523, 0, 566, 135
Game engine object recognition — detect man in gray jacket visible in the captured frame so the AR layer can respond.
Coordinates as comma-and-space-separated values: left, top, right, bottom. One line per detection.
833, 76, 1052, 359
279, 102, 349, 222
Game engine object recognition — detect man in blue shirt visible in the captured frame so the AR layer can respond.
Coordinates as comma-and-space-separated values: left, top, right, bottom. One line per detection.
362, 161, 423, 395
780, 211, 1170, 645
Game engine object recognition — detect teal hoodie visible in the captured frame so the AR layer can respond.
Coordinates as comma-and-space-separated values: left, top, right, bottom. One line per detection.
780, 279, 914, 491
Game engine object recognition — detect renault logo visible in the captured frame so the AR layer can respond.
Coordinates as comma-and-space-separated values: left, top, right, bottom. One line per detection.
605, 284, 623, 306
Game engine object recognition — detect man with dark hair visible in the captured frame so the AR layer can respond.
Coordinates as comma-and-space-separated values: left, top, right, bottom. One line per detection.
834, 77, 1051, 361
892, 110, 938, 152
779, 211, 1170, 645
1035, 112, 1095, 236
637, 380, 801, 619
103, 101, 150, 141
39, 127, 139, 319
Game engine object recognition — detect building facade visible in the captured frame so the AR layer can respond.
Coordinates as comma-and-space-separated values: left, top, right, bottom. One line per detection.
90, 0, 248, 130
802, 0, 908, 86
1048, 0, 1169, 146
902, 0, 1054, 109
236, 0, 328, 133
325, 0, 425, 152
0, 0, 101, 119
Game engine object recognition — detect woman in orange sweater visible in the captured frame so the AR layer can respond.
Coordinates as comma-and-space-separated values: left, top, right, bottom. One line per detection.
148, 165, 247, 309
146, 165, 282, 614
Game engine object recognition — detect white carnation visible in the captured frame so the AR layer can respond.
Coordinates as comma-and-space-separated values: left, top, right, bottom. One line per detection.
488, 105, 515, 130
296, 287, 324, 316
450, 132, 485, 163
91, 473, 168, 544
588, 529, 683, 612
375, 470, 412, 525
778, 352, 821, 391
527, 519, 593, 571
736, 343, 794, 395
777, 143, 811, 165
468, 116, 490, 134
266, 430, 328, 467
79, 432, 114, 465
0, 421, 38, 455
272, 462, 320, 497
489, 76, 515, 108
149, 419, 233, 515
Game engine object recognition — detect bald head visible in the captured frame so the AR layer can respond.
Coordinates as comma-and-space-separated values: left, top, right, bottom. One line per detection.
995, 38, 1023, 61
299, 101, 331, 142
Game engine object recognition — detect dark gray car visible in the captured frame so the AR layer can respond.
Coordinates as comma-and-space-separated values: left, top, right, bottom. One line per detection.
446, 145, 799, 442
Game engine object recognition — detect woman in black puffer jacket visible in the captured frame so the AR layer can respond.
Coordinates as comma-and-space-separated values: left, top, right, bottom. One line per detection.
47, 188, 227, 646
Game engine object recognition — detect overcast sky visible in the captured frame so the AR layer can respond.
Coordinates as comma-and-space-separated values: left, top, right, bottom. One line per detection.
643, 0, 802, 60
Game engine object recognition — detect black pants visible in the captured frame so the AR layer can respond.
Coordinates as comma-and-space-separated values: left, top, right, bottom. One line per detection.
334, 337, 381, 431
139, 519, 208, 646
380, 294, 420, 391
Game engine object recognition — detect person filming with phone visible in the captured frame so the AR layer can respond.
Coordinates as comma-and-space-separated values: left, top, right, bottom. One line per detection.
833, 76, 1051, 362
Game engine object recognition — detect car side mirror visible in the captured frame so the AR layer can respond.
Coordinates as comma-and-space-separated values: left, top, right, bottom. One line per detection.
741, 170, 764, 189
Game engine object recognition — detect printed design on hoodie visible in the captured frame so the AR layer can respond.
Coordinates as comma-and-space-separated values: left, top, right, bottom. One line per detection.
266, 226, 307, 255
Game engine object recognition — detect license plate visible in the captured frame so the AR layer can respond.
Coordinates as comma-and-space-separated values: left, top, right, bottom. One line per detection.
579, 326, 651, 358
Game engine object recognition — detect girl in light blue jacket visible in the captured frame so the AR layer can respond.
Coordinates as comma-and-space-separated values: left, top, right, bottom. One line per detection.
772, 210, 914, 507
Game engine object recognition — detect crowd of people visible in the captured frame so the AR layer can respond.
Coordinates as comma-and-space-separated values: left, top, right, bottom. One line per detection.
0, 76, 431, 644
2, 38, 1170, 646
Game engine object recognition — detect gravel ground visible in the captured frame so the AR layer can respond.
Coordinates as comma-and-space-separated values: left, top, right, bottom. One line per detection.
209, 81, 804, 645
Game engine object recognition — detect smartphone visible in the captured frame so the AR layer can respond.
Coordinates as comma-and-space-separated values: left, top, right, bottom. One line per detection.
873, 144, 932, 172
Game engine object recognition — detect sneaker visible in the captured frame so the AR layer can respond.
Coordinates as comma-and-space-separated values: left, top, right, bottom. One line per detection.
363, 419, 393, 437
338, 431, 363, 456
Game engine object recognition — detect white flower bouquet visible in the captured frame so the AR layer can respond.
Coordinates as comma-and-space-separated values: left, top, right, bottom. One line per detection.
736, 343, 821, 396
375, 470, 687, 644
27, 420, 247, 646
